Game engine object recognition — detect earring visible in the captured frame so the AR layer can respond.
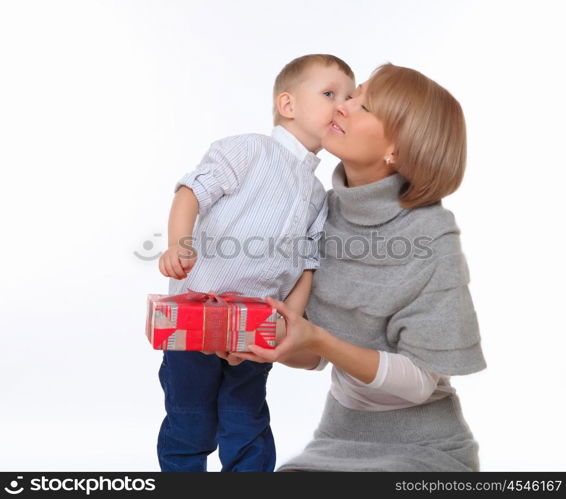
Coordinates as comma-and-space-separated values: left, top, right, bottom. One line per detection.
385, 156, 392, 165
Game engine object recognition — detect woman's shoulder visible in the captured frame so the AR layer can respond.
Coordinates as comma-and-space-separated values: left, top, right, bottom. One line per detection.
401, 200, 461, 242
404, 201, 459, 234
391, 202, 466, 267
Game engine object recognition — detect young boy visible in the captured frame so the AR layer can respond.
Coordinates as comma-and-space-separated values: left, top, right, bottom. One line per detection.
157, 54, 355, 472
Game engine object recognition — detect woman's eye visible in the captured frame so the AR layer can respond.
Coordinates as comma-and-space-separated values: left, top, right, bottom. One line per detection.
361, 104, 370, 112
323, 91, 335, 98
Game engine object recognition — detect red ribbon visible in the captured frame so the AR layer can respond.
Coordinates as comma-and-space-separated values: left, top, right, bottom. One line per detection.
160, 290, 265, 306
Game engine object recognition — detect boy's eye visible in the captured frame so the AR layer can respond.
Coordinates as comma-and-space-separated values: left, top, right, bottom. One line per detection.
361, 104, 370, 112
346, 95, 353, 100
323, 91, 335, 98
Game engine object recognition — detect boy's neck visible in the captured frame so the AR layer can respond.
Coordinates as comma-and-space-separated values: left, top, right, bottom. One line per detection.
279, 123, 321, 154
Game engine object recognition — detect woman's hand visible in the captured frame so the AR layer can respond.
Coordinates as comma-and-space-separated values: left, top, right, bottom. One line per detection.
229, 296, 321, 365
214, 315, 287, 365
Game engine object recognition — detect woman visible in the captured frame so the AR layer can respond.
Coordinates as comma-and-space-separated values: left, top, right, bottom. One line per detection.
224, 63, 487, 472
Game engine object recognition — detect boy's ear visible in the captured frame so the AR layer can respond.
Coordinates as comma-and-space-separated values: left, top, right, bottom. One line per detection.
276, 92, 295, 120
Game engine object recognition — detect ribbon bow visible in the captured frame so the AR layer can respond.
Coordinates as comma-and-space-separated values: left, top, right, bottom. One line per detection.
161, 289, 266, 306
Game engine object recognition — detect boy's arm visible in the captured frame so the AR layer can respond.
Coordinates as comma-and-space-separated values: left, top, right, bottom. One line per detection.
168, 186, 199, 249
159, 185, 200, 280
283, 269, 314, 317
273, 193, 329, 370
175, 135, 251, 216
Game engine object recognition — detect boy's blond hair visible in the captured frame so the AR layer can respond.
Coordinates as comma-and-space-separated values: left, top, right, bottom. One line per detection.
272, 54, 354, 125
366, 63, 467, 209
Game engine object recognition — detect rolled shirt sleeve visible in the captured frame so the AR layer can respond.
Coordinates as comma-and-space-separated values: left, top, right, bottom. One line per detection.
302, 194, 329, 271
386, 241, 487, 376
174, 135, 250, 215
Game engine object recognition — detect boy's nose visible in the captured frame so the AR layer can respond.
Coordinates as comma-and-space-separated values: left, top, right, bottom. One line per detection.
335, 101, 348, 117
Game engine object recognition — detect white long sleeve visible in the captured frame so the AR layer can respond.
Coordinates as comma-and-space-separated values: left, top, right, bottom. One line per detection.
369, 351, 440, 404
317, 351, 456, 411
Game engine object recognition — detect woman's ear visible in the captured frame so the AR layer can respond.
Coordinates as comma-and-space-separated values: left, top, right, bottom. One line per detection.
384, 147, 398, 172
276, 92, 295, 119
384, 145, 398, 165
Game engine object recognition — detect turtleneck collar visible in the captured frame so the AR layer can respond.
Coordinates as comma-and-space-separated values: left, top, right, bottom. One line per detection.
331, 162, 409, 226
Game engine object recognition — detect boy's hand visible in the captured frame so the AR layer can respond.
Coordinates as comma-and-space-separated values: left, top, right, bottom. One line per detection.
158, 244, 197, 280
215, 350, 240, 365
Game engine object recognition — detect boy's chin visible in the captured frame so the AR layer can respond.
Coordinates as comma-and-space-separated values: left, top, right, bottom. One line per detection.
321, 135, 339, 154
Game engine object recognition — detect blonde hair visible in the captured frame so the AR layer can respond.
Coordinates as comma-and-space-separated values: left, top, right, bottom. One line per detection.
272, 54, 354, 125
366, 63, 467, 208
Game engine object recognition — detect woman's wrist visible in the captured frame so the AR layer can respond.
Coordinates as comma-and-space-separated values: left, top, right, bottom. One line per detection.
309, 324, 327, 355
305, 326, 379, 383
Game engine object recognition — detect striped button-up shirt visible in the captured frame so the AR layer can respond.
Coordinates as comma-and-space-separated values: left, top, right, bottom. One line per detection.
168, 126, 328, 301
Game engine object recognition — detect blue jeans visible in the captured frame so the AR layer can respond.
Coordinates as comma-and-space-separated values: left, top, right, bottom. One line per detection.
157, 350, 275, 472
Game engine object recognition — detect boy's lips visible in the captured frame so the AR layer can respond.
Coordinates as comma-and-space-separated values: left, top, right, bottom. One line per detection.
330, 121, 345, 134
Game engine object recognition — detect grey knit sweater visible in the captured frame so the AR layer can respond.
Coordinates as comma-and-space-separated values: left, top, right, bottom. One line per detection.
305, 163, 487, 379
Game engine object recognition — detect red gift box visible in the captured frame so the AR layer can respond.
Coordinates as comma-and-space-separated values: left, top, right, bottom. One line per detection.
146, 290, 278, 352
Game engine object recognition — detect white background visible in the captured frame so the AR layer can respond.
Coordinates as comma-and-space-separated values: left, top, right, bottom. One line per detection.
1, 0, 565, 472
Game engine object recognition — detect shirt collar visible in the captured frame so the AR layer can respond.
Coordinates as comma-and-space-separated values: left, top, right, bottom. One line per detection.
271, 125, 321, 171
331, 162, 409, 226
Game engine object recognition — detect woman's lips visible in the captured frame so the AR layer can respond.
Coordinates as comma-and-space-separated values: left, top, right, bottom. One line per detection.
330, 121, 345, 134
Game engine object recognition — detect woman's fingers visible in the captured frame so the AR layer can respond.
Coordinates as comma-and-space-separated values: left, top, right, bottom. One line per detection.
247, 344, 281, 363
265, 296, 294, 321
275, 317, 287, 342
231, 351, 269, 363
256, 335, 297, 362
